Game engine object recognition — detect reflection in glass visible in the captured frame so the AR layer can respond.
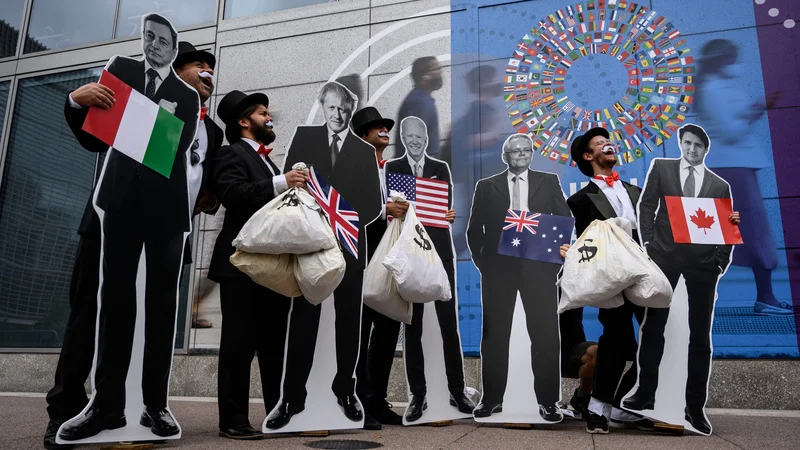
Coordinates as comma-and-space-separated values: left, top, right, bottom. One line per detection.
0, 0, 26, 58
0, 70, 98, 348
224, 0, 338, 19
116, 0, 216, 38
24, 0, 116, 54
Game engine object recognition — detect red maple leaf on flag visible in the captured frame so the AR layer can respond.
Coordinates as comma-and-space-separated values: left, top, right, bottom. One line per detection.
690, 208, 715, 234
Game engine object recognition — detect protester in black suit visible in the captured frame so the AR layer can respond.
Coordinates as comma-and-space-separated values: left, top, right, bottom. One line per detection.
57, 15, 199, 442
348, 106, 407, 430
467, 134, 570, 422
624, 124, 740, 435
385, 116, 474, 422
208, 90, 308, 439
565, 128, 648, 434
267, 82, 383, 430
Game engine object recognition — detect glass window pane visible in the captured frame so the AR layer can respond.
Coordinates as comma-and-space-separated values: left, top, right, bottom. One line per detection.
0, 0, 26, 58
224, 0, 339, 19
24, 0, 116, 54
116, 0, 216, 39
0, 69, 99, 348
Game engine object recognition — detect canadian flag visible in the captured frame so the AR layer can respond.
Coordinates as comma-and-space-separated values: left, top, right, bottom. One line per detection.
665, 196, 743, 245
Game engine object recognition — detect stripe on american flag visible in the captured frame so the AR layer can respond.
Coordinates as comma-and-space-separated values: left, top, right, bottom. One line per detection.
386, 172, 450, 229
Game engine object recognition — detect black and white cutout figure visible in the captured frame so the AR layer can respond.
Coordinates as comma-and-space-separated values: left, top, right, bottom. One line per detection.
623, 124, 741, 435
265, 81, 382, 433
58, 13, 200, 444
383, 116, 474, 425
467, 133, 570, 424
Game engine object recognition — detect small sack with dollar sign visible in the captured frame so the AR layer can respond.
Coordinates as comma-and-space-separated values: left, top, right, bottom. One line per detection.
383, 202, 451, 304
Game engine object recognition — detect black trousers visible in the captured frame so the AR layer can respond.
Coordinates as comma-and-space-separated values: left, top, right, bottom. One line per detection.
218, 277, 290, 427
92, 210, 185, 412
479, 259, 560, 406
404, 260, 465, 398
637, 253, 719, 409
592, 299, 645, 406
356, 306, 400, 408
46, 236, 101, 420
282, 253, 363, 404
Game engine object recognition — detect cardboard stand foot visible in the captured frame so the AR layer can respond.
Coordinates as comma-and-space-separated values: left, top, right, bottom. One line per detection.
653, 422, 685, 435
503, 423, 535, 429
426, 420, 454, 427
100, 443, 156, 450
298, 430, 330, 437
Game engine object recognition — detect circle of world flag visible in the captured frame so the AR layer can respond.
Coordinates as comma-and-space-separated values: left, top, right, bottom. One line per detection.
503, 0, 695, 167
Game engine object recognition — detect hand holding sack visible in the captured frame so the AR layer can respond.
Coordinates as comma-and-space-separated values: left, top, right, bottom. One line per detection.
383, 202, 452, 304
229, 250, 302, 298
363, 209, 411, 323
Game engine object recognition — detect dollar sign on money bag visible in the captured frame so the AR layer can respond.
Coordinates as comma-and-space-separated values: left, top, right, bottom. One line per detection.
413, 224, 432, 250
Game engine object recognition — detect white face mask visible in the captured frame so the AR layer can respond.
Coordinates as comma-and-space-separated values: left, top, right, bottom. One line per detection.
265, 120, 274, 128
722, 63, 744, 79
198, 71, 215, 86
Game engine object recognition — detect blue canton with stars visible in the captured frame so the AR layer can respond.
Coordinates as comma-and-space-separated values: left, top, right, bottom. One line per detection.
497, 211, 575, 264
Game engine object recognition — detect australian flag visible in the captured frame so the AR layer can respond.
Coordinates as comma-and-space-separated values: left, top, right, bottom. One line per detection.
306, 167, 360, 259
497, 209, 575, 264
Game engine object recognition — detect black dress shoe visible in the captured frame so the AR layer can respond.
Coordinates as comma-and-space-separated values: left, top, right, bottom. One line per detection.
622, 389, 656, 411
58, 407, 126, 441
337, 395, 363, 422
266, 402, 305, 430
44, 419, 74, 449
370, 400, 402, 425
219, 423, 263, 440
685, 407, 712, 435
405, 396, 428, 423
140, 408, 180, 437
473, 402, 502, 418
449, 392, 477, 414
363, 412, 382, 430
539, 404, 564, 423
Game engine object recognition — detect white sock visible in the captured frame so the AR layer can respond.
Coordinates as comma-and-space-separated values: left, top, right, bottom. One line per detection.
588, 397, 611, 418
611, 407, 641, 422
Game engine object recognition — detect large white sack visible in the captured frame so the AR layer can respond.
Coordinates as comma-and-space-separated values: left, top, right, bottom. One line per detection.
295, 239, 346, 305
623, 245, 673, 309
363, 216, 412, 324
383, 204, 451, 304
233, 187, 336, 255
557, 219, 650, 314
230, 250, 301, 298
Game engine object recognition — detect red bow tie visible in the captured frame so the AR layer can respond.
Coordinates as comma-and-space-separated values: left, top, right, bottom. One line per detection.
257, 144, 272, 157
594, 171, 620, 187
200, 107, 207, 121
378, 159, 387, 168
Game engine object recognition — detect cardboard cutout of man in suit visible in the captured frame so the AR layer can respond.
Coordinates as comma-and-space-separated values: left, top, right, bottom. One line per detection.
467, 133, 570, 423
266, 81, 383, 432
623, 124, 741, 435
57, 14, 199, 444
384, 116, 474, 425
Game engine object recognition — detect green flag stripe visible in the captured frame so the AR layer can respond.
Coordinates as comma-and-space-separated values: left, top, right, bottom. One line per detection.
142, 107, 184, 178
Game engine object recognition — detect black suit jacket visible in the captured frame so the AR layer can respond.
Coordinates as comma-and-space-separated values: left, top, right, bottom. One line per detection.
567, 180, 641, 238
384, 155, 454, 261
208, 140, 282, 282
467, 169, 571, 270
638, 158, 733, 271
64, 56, 200, 233
283, 124, 383, 267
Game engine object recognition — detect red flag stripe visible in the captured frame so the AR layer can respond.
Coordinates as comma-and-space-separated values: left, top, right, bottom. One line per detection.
665, 196, 691, 244
81, 70, 132, 147
715, 198, 743, 244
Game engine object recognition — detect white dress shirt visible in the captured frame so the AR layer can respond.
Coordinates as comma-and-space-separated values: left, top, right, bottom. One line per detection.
186, 120, 208, 213
241, 138, 288, 194
407, 154, 426, 177
143, 60, 170, 95
507, 170, 529, 211
679, 157, 705, 197
328, 127, 349, 154
591, 177, 638, 229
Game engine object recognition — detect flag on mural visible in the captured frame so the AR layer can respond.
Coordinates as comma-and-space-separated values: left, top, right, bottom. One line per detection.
82, 70, 184, 178
386, 172, 450, 229
497, 210, 575, 264
664, 196, 743, 245
307, 167, 361, 258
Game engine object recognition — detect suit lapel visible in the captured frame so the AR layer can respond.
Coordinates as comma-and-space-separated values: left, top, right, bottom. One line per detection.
492, 171, 511, 207
670, 159, 683, 196
239, 140, 274, 178
526, 169, 543, 208
422, 157, 437, 179
624, 181, 640, 207
586, 182, 617, 219
698, 169, 713, 197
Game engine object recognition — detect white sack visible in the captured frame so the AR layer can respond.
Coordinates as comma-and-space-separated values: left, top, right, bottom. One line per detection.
295, 240, 346, 305
363, 215, 412, 324
383, 204, 451, 304
623, 246, 673, 309
230, 250, 301, 298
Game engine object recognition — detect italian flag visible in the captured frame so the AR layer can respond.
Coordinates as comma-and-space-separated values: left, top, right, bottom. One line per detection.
81, 69, 184, 178
665, 196, 743, 245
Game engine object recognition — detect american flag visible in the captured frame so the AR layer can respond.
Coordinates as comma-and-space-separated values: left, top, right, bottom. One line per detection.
386, 172, 450, 229
306, 167, 360, 259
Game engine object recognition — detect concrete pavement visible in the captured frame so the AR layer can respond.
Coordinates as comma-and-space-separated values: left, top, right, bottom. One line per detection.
2, 395, 799, 449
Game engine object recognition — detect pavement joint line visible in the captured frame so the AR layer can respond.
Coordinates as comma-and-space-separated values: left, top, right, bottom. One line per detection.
3, 393, 800, 418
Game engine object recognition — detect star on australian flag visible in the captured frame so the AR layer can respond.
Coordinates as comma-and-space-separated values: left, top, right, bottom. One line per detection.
497, 209, 575, 264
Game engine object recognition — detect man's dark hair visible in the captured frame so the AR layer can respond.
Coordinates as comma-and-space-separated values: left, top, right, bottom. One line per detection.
237, 103, 261, 124
143, 13, 178, 51
679, 124, 710, 148
411, 56, 438, 85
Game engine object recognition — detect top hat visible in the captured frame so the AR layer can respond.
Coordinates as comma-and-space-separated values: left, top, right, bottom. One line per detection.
572, 127, 610, 177
172, 41, 216, 70
217, 90, 269, 142
351, 106, 394, 137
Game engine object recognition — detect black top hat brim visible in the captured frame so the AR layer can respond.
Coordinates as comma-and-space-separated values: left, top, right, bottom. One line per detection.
173, 50, 216, 70
572, 127, 611, 177
355, 118, 395, 136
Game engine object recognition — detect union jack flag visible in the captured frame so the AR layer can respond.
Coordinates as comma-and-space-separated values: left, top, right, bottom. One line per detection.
503, 209, 541, 235
307, 167, 360, 259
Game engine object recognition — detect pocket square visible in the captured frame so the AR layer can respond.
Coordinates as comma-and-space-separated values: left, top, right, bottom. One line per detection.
158, 99, 178, 114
